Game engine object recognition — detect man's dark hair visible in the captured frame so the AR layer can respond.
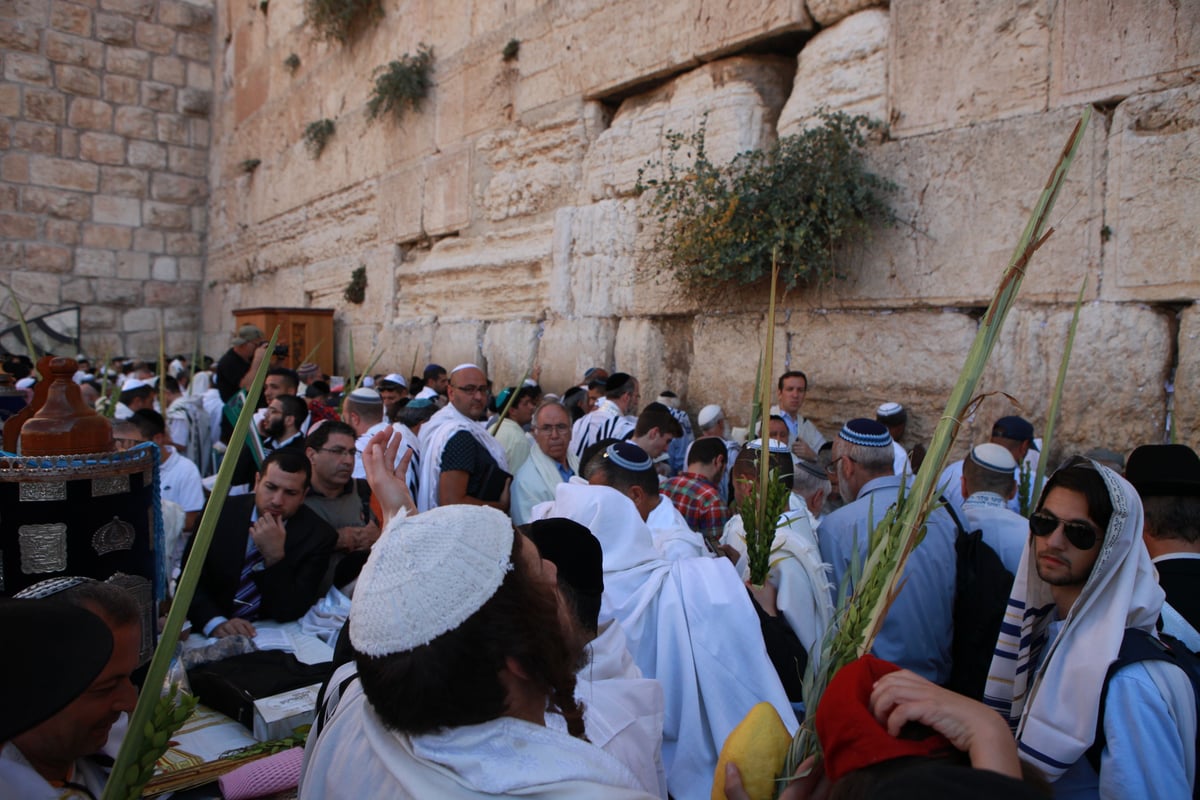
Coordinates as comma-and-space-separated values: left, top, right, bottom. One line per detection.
515, 385, 541, 405
161, 374, 181, 395
579, 438, 623, 479
423, 364, 446, 381
777, 370, 808, 391
275, 394, 309, 430
587, 448, 659, 498
634, 402, 683, 438
305, 380, 331, 399
355, 536, 585, 738
1037, 456, 1113, 535
605, 374, 637, 401
130, 408, 165, 440
1142, 496, 1200, 544
261, 448, 312, 486
732, 447, 793, 488
768, 414, 788, 429
267, 367, 299, 393
62, 581, 141, 628
586, 378, 607, 392
688, 436, 727, 467
396, 402, 437, 429
963, 457, 1016, 498
306, 420, 356, 451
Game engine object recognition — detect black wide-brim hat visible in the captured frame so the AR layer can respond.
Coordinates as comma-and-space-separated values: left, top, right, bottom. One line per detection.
0, 598, 113, 742
1126, 443, 1200, 497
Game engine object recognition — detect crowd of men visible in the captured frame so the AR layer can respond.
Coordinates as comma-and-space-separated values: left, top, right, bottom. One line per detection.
3, 319, 1200, 799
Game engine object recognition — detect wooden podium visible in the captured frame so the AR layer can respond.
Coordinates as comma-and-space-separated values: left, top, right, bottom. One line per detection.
233, 307, 335, 377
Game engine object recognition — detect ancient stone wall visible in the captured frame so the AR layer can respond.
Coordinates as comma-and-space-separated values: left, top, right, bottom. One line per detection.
141, 1, 1200, 455
0, 0, 214, 358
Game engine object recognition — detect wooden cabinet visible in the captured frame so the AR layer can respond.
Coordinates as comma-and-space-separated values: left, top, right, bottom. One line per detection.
233, 307, 335, 377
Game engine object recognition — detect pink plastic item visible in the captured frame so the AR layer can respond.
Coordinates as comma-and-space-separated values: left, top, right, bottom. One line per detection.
218, 746, 304, 800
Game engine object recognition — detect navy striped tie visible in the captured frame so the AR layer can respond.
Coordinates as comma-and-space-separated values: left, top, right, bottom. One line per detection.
233, 542, 264, 620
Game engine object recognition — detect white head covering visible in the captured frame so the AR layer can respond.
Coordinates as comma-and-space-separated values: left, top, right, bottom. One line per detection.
350, 506, 514, 656
983, 460, 1163, 780
451, 363, 483, 375
697, 405, 723, 429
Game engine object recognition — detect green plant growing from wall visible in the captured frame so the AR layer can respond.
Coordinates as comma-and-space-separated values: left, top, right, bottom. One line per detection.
502, 38, 520, 61
284, 53, 301, 72
344, 264, 367, 304
240, 158, 261, 173
635, 111, 894, 291
303, 119, 335, 158
304, 0, 382, 44
367, 45, 433, 123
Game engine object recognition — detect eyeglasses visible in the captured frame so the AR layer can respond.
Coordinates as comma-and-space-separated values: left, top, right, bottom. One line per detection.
825, 455, 853, 476
318, 447, 355, 458
1029, 510, 1100, 551
535, 424, 570, 436
451, 384, 487, 397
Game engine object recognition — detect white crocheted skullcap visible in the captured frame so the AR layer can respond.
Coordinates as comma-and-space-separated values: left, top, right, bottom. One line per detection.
697, 404, 723, 428
970, 442, 1018, 474
348, 387, 381, 404
450, 363, 483, 375
350, 505, 515, 657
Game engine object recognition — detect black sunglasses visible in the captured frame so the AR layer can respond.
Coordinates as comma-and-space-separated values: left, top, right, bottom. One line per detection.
1029, 510, 1100, 551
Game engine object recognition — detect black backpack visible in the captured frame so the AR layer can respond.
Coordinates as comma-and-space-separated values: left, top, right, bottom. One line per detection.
943, 501, 1016, 701
1085, 627, 1200, 797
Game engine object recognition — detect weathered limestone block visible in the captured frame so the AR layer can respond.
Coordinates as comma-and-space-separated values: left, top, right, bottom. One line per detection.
770, 308, 977, 446
814, 107, 1102, 308
537, 316, 618, 393
1175, 306, 1200, 448
251, 183, 378, 280
549, 200, 639, 317
1102, 85, 1200, 302
1051, 0, 1200, 107
777, 9, 888, 136
805, 0, 887, 27
428, 320, 485, 370
371, 318, 437, 376
687, 313, 768, 429
515, 0, 809, 116
397, 223, 553, 320
304, 248, 393, 328
889, 0, 1050, 137
10, 270, 61, 305
424, 146, 472, 237
975, 302, 1170, 458
614, 317, 694, 402
378, 164, 424, 243
582, 56, 793, 202
481, 319, 542, 386
476, 100, 603, 223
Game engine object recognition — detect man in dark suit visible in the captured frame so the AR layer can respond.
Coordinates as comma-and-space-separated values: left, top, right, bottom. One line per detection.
188, 449, 336, 638
1126, 443, 1200, 632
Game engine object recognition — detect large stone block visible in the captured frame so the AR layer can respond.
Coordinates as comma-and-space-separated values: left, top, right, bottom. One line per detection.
398, 223, 553, 320
377, 163, 424, 243
476, 99, 600, 223
537, 316, 619, 393
1175, 306, 1200, 450
806, 0, 886, 27
614, 317, 694, 402
429, 320, 485, 369
1051, 0, 1200, 108
1102, 85, 1200, 302
549, 201, 638, 317
777, 9, 888, 137
817, 106, 1102, 308
889, 0, 1050, 137
974, 302, 1170, 458
686, 313, 767, 429
481, 319, 542, 386
582, 56, 793, 202
423, 146, 472, 237
9, 271, 60, 305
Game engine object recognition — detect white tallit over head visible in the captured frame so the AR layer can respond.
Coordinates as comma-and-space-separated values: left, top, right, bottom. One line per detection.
982, 460, 1163, 780
534, 481, 797, 800
416, 402, 509, 511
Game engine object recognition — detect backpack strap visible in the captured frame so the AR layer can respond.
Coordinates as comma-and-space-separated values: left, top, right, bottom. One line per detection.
1086, 627, 1200, 792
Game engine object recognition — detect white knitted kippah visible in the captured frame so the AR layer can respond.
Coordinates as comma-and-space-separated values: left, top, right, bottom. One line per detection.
349, 505, 514, 657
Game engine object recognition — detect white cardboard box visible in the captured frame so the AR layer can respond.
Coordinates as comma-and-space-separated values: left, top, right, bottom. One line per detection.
251, 683, 322, 742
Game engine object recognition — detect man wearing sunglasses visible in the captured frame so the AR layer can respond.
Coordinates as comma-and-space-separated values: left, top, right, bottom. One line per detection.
984, 457, 1195, 798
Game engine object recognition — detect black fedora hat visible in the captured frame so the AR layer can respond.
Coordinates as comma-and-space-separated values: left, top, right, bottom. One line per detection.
1125, 444, 1200, 497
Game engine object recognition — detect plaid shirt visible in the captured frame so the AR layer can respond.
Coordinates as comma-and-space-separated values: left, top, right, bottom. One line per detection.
663, 471, 729, 536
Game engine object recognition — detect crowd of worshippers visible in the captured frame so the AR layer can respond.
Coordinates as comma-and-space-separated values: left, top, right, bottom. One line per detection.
4, 319, 1200, 800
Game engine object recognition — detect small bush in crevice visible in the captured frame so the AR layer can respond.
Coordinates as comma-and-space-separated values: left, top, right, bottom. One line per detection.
240, 158, 261, 173
502, 39, 520, 61
303, 119, 336, 158
344, 264, 367, 304
284, 53, 300, 72
304, 0, 382, 44
635, 111, 895, 291
367, 45, 433, 124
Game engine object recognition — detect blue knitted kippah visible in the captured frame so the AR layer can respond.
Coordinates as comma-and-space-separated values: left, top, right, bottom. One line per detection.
838, 418, 892, 448
604, 441, 654, 471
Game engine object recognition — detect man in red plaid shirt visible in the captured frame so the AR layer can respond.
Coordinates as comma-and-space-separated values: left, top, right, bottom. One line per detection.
663, 437, 731, 545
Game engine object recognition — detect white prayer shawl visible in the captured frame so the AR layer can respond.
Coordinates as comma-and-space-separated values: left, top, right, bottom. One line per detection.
570, 398, 635, 460
416, 404, 509, 512
301, 679, 654, 800
391, 422, 422, 499
983, 463, 1169, 781
647, 494, 708, 561
511, 443, 570, 525
0, 744, 110, 800
534, 482, 798, 800
353, 421, 394, 480
721, 494, 834, 657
